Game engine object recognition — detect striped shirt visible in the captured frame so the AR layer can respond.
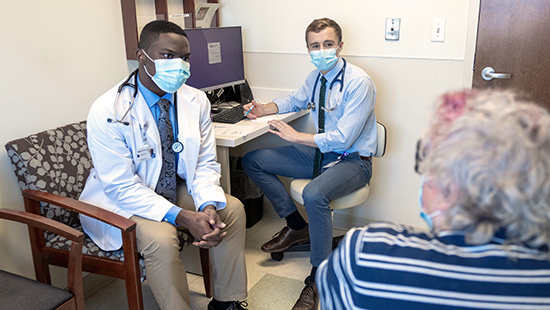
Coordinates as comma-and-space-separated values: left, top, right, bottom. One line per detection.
317, 222, 550, 310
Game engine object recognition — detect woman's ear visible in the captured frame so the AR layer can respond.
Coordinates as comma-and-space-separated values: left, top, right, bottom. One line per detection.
443, 181, 459, 209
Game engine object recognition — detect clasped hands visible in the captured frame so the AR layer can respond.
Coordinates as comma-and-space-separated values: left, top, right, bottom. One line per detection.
176, 205, 226, 248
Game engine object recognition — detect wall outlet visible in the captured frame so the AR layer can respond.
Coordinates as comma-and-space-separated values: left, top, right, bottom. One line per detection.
431, 18, 446, 42
385, 18, 401, 41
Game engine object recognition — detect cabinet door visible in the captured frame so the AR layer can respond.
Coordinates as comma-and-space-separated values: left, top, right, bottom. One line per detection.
120, 0, 219, 60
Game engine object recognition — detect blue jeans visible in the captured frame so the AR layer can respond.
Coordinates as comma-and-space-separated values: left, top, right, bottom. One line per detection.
242, 144, 372, 266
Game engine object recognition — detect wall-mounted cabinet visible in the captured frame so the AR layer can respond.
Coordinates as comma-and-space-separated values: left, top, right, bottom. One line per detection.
120, 0, 219, 60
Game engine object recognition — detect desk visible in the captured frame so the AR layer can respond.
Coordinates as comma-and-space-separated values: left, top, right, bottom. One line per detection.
214, 110, 309, 193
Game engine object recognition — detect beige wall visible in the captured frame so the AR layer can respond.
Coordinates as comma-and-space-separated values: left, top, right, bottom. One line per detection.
218, 0, 481, 228
0, 1, 128, 280
0, 0, 481, 285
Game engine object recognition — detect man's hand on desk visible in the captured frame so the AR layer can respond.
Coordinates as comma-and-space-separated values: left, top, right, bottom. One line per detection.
176, 207, 227, 248
243, 100, 279, 119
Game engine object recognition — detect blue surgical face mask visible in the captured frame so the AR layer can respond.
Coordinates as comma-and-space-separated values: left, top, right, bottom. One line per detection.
418, 176, 442, 230
309, 48, 338, 71
142, 50, 191, 93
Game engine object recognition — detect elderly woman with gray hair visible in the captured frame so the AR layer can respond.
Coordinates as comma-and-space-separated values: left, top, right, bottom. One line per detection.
316, 90, 550, 310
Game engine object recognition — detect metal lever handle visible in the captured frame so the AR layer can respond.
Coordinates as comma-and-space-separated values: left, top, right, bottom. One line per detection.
482, 67, 512, 81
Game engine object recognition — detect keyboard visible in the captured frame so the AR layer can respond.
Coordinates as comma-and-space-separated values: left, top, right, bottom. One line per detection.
212, 105, 246, 124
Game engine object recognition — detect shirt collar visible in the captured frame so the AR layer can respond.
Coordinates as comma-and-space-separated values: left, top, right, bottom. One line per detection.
136, 74, 173, 108
321, 57, 345, 83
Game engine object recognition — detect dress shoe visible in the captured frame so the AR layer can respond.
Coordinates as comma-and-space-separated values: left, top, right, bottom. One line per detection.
207, 300, 248, 310
261, 225, 310, 253
292, 281, 318, 310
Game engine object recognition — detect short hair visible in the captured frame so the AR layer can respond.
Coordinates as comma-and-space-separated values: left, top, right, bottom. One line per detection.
417, 89, 478, 166
420, 90, 550, 249
305, 18, 342, 44
138, 20, 187, 51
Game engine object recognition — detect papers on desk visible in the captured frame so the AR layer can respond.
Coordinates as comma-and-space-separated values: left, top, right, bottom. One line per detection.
214, 124, 254, 137
250, 115, 281, 123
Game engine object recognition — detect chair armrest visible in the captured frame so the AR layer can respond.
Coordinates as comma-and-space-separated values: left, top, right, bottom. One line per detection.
0, 208, 86, 309
22, 189, 136, 233
0, 208, 84, 243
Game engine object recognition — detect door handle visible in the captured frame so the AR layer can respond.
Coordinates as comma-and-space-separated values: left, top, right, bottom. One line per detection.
481, 67, 512, 81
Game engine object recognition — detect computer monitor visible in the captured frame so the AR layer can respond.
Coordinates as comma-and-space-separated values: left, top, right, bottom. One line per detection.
184, 26, 245, 92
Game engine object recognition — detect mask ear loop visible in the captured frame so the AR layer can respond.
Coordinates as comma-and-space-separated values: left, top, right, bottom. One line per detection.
140, 49, 156, 79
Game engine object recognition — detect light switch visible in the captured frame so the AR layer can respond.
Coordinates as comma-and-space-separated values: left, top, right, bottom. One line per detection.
385, 18, 401, 41
431, 18, 446, 42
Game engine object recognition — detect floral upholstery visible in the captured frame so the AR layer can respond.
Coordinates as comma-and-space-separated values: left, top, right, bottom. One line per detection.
5, 121, 195, 280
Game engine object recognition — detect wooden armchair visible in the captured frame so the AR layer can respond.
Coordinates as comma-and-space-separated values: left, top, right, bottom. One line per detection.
5, 121, 212, 310
0, 208, 84, 310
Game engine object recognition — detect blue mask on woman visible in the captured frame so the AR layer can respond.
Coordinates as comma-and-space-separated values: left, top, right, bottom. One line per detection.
142, 50, 191, 93
309, 48, 338, 71
418, 176, 442, 230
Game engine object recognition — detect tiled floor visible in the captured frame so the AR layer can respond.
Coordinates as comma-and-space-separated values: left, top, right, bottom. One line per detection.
84, 216, 344, 309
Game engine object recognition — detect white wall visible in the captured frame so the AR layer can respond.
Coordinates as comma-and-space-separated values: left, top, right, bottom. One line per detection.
0, 0, 481, 285
218, 0, 481, 228
0, 0, 128, 280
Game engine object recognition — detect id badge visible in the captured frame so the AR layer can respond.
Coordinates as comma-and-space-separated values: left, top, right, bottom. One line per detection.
137, 145, 153, 162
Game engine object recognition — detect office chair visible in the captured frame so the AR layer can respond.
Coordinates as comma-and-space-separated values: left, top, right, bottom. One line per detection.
0, 208, 85, 310
271, 122, 387, 261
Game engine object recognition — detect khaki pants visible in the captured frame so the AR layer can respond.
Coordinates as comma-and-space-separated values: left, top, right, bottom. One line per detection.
130, 185, 247, 310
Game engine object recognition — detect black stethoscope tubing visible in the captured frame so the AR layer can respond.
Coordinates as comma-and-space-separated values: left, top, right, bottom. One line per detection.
107, 69, 183, 153
308, 58, 347, 111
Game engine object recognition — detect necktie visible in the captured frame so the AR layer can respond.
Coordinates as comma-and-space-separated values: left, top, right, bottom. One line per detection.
312, 76, 327, 179
155, 98, 177, 204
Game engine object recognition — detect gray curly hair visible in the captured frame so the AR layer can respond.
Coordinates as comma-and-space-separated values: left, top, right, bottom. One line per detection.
420, 90, 550, 249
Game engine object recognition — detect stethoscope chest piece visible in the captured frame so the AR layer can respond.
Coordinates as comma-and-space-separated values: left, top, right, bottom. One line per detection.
172, 141, 184, 153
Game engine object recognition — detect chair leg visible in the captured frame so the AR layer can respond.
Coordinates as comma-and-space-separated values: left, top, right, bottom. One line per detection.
124, 275, 144, 310
122, 232, 144, 310
199, 248, 212, 298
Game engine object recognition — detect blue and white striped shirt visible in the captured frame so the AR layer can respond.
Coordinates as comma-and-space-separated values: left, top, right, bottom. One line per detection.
317, 222, 550, 310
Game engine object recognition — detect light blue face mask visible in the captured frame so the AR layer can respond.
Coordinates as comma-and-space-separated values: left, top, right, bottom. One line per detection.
309, 48, 338, 71
142, 50, 191, 93
418, 176, 442, 230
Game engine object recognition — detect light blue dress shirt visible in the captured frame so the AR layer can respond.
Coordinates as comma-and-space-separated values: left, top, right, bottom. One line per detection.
273, 58, 377, 157
136, 77, 218, 225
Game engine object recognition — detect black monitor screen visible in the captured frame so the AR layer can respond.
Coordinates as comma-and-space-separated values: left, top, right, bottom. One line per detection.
185, 26, 245, 92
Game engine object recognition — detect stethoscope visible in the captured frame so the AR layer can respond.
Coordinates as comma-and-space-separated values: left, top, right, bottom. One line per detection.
106, 69, 184, 153
307, 58, 346, 112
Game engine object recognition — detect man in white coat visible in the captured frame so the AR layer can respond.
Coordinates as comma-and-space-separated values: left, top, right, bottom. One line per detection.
79, 20, 247, 310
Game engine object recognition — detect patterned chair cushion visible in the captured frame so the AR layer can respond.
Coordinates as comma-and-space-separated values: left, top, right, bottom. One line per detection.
5, 121, 196, 281
5, 121, 90, 225
46, 225, 194, 280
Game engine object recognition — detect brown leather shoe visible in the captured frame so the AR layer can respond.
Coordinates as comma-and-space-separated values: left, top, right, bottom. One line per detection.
291, 281, 318, 310
261, 225, 310, 253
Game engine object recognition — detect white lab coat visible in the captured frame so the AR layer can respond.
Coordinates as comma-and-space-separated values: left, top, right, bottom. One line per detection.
79, 75, 225, 251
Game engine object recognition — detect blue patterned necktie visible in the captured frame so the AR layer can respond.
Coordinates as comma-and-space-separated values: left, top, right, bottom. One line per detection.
312, 76, 327, 179
155, 98, 177, 204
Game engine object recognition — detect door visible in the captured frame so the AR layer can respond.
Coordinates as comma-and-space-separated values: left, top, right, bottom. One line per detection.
473, 0, 550, 108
